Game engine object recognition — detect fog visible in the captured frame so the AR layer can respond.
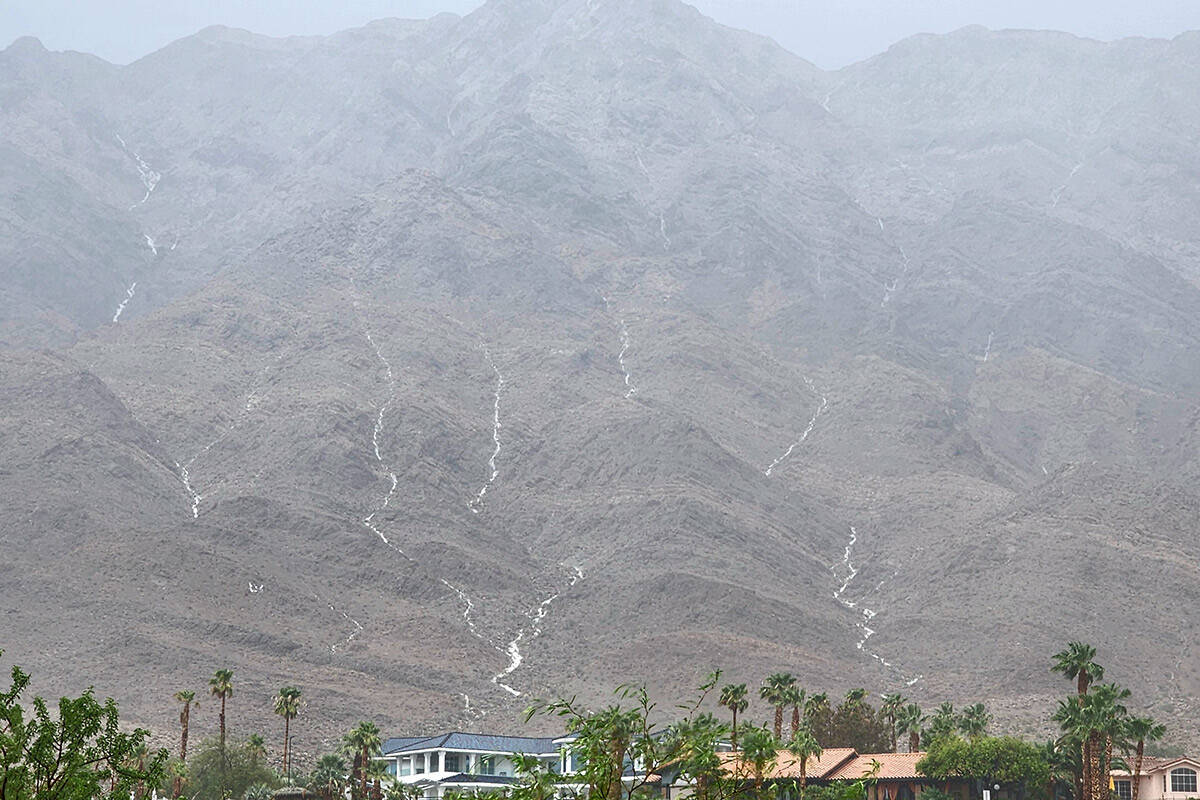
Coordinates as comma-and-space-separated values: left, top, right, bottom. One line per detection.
5, 0, 1199, 68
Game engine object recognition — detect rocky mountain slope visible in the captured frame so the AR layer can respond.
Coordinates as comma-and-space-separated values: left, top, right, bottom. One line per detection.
2, 0, 1198, 753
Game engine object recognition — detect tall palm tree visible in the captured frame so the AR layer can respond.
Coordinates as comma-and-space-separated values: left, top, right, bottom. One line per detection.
719, 683, 750, 751
844, 688, 868, 706
1090, 683, 1131, 800
275, 686, 303, 782
1125, 716, 1165, 800
786, 728, 823, 799
880, 694, 906, 752
784, 685, 807, 739
1051, 642, 1105, 700
896, 704, 924, 753
209, 669, 235, 754
1052, 644, 1104, 800
343, 721, 383, 800
173, 690, 198, 798
759, 673, 796, 740
1053, 697, 1088, 800
958, 703, 991, 739
925, 702, 958, 745
309, 753, 349, 800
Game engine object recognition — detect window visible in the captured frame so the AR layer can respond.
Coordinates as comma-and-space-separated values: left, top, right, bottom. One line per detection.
444, 753, 461, 772
1170, 768, 1197, 793
1114, 780, 1132, 800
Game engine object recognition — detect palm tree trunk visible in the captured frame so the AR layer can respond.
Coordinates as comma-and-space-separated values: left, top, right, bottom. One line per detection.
800, 762, 807, 800
774, 707, 784, 740
910, 731, 920, 752
1088, 732, 1103, 800
1082, 737, 1092, 800
1132, 742, 1144, 800
1105, 735, 1114, 800
792, 706, 800, 739
283, 716, 291, 783
732, 708, 739, 751
219, 696, 227, 753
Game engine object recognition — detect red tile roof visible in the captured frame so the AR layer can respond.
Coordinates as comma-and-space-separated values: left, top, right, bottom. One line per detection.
718, 748, 859, 780
829, 753, 927, 781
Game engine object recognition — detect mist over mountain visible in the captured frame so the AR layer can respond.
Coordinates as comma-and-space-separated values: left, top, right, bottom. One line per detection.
2, 0, 1198, 752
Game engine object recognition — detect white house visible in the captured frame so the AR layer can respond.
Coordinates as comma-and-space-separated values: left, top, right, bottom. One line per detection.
376, 732, 572, 798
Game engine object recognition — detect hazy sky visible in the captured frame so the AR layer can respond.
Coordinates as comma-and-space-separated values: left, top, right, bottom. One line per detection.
5, 0, 1200, 70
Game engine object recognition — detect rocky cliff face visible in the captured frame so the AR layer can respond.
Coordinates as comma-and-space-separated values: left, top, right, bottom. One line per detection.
2, 0, 1198, 751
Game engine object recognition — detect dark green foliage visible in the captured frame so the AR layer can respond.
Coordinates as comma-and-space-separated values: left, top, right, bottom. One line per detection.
917, 735, 1050, 788
0, 657, 167, 800
183, 737, 279, 800
825, 692, 890, 752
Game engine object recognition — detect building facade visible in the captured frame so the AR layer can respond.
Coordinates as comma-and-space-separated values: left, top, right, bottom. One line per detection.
1113, 757, 1200, 800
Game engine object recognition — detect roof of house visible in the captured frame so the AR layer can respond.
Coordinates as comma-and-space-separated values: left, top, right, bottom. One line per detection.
718, 748, 859, 780
381, 732, 561, 756
828, 753, 927, 781
1112, 756, 1200, 777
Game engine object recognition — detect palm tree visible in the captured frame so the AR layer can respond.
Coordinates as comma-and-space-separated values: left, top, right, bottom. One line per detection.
1053, 697, 1088, 800
958, 703, 991, 739
804, 693, 831, 743
719, 683, 750, 750
1052, 644, 1104, 800
896, 704, 924, 753
740, 726, 778, 795
1090, 683, 1131, 800
209, 668, 235, 754
880, 694, 906, 752
786, 728, 823, 799
343, 721, 383, 800
925, 702, 958, 745
245, 734, 267, 767
784, 685, 807, 739
274, 686, 303, 782
1051, 642, 1105, 700
310, 753, 349, 800
759, 673, 796, 740
1125, 716, 1165, 800
844, 688, 868, 707
173, 690, 198, 798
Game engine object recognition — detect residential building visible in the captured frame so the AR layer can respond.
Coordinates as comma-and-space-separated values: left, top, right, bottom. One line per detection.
1112, 757, 1200, 800
376, 732, 567, 798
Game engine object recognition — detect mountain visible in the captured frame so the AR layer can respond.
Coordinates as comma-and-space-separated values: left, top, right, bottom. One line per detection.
2, 0, 1198, 753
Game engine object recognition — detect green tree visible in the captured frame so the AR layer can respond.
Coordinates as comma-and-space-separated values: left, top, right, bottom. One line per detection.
1124, 717, 1165, 800
759, 674, 796, 741
804, 693, 832, 746
719, 684, 750, 751
896, 704, 924, 753
880, 694, 906, 752
307, 753, 348, 800
208, 670, 235, 756
924, 703, 959, 746
172, 690, 198, 798
917, 735, 1050, 792
273, 687, 302, 782
528, 672, 728, 800
829, 692, 888, 752
245, 735, 267, 768
342, 721, 382, 800
959, 704, 991, 740
183, 737, 278, 800
786, 727, 823, 799
0, 658, 167, 800
739, 725, 779, 797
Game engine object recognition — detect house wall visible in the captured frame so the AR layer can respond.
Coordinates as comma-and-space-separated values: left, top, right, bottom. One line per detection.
1121, 767, 1200, 800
